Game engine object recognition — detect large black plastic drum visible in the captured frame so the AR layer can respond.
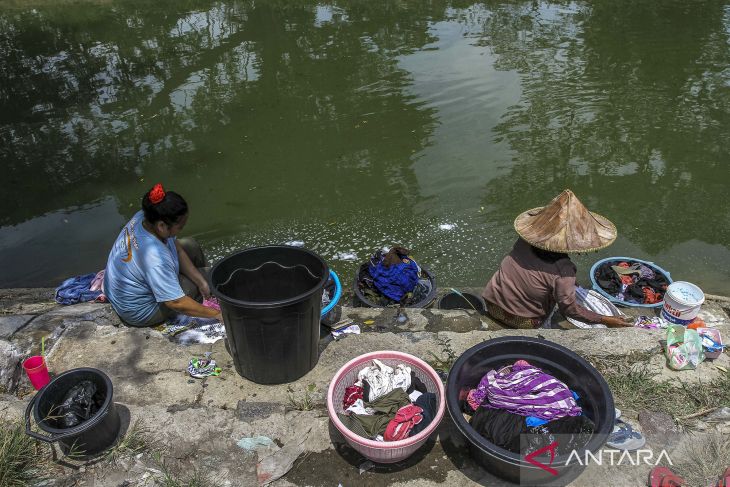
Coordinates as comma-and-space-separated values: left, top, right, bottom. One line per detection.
211, 246, 329, 384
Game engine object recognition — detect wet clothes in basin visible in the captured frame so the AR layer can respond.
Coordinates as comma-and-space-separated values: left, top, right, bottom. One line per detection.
462, 360, 594, 455
594, 261, 669, 305
368, 247, 420, 302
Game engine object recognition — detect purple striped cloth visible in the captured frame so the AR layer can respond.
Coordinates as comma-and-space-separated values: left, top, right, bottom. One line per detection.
472, 362, 581, 420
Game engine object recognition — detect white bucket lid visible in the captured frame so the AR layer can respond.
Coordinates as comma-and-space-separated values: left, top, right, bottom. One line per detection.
666, 281, 705, 307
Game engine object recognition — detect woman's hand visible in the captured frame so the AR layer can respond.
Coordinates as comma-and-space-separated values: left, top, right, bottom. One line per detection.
602, 316, 634, 328
198, 280, 211, 300
165, 296, 220, 319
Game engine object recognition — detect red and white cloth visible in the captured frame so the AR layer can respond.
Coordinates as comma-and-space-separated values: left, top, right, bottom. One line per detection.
384, 404, 423, 441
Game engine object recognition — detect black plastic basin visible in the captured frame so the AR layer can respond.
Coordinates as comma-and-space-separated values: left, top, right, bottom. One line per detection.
437, 291, 486, 314
446, 337, 615, 485
353, 262, 437, 308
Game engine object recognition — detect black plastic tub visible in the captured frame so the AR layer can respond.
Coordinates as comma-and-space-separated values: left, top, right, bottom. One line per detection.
446, 337, 615, 486
353, 263, 437, 308
211, 245, 329, 384
437, 291, 486, 314
25, 368, 120, 456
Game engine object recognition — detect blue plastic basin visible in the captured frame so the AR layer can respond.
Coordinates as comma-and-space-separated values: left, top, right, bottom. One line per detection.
589, 257, 673, 309
321, 270, 341, 317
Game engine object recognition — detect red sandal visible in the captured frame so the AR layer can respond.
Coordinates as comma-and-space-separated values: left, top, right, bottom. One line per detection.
649, 466, 685, 487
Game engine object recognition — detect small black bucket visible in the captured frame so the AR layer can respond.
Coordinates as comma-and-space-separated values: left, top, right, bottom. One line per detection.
25, 368, 120, 456
437, 291, 486, 314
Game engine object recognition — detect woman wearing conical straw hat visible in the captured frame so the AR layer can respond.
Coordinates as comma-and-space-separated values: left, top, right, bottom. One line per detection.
482, 190, 632, 329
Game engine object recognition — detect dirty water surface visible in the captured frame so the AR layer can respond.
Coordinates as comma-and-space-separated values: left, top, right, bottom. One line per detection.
1, 0, 729, 295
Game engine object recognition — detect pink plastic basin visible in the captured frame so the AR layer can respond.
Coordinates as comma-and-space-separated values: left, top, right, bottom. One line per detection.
327, 350, 446, 463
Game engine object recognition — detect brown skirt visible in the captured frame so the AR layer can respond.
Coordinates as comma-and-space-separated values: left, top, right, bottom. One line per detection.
486, 302, 542, 329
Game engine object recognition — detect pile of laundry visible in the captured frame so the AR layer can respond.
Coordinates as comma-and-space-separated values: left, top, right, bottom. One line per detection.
55, 270, 106, 305
460, 360, 594, 455
188, 352, 222, 378
356, 247, 433, 307
594, 261, 669, 305
337, 359, 438, 442
568, 287, 671, 330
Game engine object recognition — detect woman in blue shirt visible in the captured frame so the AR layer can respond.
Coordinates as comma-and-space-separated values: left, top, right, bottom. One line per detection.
104, 183, 221, 327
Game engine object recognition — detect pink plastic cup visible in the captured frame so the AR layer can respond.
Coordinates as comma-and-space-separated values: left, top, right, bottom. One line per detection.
23, 356, 51, 390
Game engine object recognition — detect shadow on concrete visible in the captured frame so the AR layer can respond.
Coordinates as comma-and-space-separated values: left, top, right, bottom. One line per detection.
285, 407, 520, 486
326, 419, 438, 472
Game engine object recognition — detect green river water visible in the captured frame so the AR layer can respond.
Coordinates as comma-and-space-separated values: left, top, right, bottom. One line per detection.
1, 0, 729, 295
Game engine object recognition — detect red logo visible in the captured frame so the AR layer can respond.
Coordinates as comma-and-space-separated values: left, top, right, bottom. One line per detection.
525, 441, 559, 476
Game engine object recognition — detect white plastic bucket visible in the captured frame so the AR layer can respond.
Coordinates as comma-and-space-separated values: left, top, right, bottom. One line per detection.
661, 281, 705, 325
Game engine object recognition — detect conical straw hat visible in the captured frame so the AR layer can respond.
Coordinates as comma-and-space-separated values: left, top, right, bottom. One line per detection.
514, 189, 617, 253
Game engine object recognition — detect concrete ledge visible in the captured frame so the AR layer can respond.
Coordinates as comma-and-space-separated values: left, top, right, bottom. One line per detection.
0, 288, 728, 486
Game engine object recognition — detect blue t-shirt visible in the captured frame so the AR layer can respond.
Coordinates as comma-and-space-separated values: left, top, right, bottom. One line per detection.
104, 211, 184, 326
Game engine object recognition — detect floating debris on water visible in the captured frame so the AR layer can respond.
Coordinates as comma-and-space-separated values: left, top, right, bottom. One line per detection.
207, 213, 505, 288
334, 251, 358, 261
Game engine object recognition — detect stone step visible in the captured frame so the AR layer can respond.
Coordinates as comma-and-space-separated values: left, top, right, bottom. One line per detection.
0, 290, 728, 487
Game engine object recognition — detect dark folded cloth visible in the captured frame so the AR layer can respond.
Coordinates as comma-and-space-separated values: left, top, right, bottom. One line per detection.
470, 408, 595, 454
525, 415, 595, 455
406, 372, 428, 395
595, 262, 668, 304
471, 407, 527, 452
410, 392, 437, 437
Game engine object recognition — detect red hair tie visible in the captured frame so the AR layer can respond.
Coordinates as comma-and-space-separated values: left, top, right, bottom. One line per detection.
149, 183, 166, 204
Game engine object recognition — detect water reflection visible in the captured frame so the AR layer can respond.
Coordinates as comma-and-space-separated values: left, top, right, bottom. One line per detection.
0, 0, 450, 285
1, 0, 729, 292
470, 0, 730, 297
0, 197, 126, 287
0, 0, 449, 224
481, 0, 730, 253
